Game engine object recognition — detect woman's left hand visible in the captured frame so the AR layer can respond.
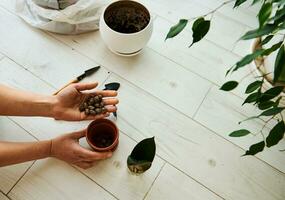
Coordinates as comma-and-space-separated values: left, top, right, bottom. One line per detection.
52, 82, 118, 121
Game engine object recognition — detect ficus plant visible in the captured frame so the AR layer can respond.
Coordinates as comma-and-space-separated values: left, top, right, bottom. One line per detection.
166, 0, 285, 155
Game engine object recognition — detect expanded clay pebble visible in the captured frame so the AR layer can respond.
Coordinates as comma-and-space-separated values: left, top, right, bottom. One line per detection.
79, 94, 107, 116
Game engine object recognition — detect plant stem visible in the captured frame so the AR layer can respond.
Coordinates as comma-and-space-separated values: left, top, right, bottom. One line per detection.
259, 115, 276, 146
187, 0, 235, 21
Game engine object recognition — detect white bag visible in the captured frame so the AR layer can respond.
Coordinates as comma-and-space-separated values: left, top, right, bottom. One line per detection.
15, 0, 112, 34
32, 0, 79, 10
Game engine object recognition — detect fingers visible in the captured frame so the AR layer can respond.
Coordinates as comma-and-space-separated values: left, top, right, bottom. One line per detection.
74, 82, 98, 91
79, 147, 113, 161
95, 90, 117, 97
82, 112, 110, 120
69, 129, 87, 139
103, 98, 119, 105
104, 105, 117, 113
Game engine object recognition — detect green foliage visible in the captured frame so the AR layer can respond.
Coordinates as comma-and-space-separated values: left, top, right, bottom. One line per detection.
260, 107, 285, 116
229, 129, 251, 137
274, 45, 285, 83
258, 101, 275, 110
232, 42, 282, 72
165, 19, 188, 40
234, 0, 247, 8
261, 35, 273, 45
258, 3, 272, 27
189, 18, 211, 47
165, 0, 285, 155
245, 80, 263, 94
220, 81, 239, 91
266, 121, 285, 147
243, 141, 265, 156
259, 86, 284, 102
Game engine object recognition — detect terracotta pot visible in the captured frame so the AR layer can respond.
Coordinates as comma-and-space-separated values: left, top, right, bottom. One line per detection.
86, 119, 119, 152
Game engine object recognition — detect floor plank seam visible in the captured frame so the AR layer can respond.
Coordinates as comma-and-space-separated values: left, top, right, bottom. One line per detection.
166, 161, 226, 200
192, 84, 214, 119
7, 117, 40, 141
0, 55, 57, 90
0, 55, 5, 62
142, 162, 166, 200
71, 166, 120, 200
6, 160, 36, 196
156, 14, 248, 57
117, 118, 226, 200
0, 191, 12, 200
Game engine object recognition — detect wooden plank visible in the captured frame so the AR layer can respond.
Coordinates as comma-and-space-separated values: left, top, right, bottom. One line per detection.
188, 0, 259, 28
0, 53, 4, 61
145, 164, 222, 200
0, 192, 9, 200
0, 7, 110, 90
148, 17, 242, 86
0, 116, 35, 194
78, 133, 165, 200
4, 56, 285, 199
0, 54, 165, 200
194, 86, 285, 173
103, 74, 285, 200
8, 159, 116, 200
49, 31, 212, 117
140, 0, 249, 51
0, 7, 212, 118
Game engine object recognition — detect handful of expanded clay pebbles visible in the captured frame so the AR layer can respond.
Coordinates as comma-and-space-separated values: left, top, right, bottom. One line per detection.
79, 95, 107, 115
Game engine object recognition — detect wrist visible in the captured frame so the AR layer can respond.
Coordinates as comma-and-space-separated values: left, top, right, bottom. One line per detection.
34, 95, 58, 118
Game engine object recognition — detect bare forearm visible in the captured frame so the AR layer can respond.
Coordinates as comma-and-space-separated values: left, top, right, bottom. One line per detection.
0, 140, 51, 167
0, 84, 56, 117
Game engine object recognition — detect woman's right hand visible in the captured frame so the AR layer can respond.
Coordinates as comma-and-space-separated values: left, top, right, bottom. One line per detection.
50, 129, 112, 169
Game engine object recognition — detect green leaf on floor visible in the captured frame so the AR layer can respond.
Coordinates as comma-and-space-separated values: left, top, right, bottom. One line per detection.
127, 137, 156, 174
243, 141, 265, 156
274, 45, 285, 83
266, 121, 285, 147
165, 19, 188, 40
245, 80, 263, 94
220, 81, 239, 91
229, 129, 251, 137
189, 17, 210, 47
258, 3, 272, 27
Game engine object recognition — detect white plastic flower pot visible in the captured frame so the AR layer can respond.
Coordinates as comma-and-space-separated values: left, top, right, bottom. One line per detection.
99, 0, 153, 56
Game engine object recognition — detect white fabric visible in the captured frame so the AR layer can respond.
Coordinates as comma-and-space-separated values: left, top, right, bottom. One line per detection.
16, 0, 111, 34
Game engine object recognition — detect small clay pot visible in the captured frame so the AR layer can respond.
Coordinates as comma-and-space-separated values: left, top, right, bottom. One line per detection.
86, 119, 119, 152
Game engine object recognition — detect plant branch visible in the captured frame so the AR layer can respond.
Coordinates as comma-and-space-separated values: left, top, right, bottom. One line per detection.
259, 115, 276, 146
187, 0, 235, 21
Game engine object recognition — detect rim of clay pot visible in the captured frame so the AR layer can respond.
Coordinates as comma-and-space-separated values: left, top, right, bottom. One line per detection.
250, 38, 285, 91
86, 119, 119, 152
103, 0, 152, 36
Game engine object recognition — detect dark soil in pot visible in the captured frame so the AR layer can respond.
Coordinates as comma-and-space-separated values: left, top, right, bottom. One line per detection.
104, 1, 150, 34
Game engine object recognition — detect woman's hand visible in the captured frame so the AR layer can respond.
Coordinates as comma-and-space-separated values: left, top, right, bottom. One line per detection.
51, 129, 112, 169
52, 82, 119, 121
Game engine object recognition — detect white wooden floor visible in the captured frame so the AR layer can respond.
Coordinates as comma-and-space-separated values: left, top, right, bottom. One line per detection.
0, 0, 284, 200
